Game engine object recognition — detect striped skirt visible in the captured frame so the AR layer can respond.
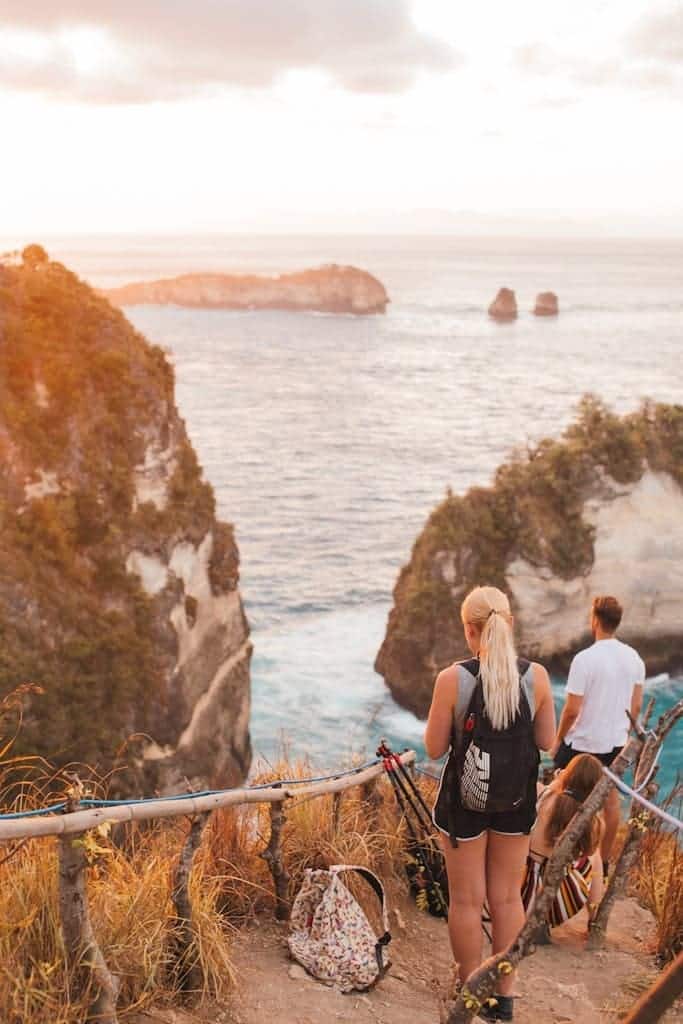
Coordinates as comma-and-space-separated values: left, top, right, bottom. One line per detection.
521, 853, 592, 928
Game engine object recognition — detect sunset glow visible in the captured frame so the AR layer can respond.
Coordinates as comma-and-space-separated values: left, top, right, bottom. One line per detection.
1, 2, 681, 235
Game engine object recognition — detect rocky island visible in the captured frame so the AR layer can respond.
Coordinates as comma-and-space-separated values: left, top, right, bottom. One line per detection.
533, 291, 559, 316
488, 287, 518, 320
375, 397, 683, 717
0, 246, 252, 792
103, 264, 389, 315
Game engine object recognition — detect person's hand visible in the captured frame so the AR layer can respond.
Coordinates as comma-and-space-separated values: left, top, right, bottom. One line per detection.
549, 740, 560, 761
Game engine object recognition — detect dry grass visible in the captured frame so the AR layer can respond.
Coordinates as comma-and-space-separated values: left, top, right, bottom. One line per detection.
0, 821, 236, 1024
0, 740, 426, 1023
204, 754, 413, 924
630, 791, 683, 964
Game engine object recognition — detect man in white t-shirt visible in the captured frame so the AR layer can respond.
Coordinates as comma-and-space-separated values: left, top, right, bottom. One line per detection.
551, 595, 645, 871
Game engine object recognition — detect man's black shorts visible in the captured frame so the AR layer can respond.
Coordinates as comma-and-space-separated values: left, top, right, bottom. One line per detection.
554, 740, 621, 770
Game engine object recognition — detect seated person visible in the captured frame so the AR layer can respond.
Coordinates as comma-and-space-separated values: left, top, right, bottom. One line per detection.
522, 753, 604, 928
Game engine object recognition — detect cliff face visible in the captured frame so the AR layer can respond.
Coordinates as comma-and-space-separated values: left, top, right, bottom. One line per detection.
103, 264, 389, 315
375, 398, 683, 718
0, 249, 251, 792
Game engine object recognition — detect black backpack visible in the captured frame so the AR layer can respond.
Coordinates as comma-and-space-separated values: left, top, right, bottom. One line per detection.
458, 658, 539, 814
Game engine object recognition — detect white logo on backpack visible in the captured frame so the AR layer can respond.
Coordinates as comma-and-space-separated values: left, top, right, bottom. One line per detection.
460, 742, 490, 811
287, 864, 391, 992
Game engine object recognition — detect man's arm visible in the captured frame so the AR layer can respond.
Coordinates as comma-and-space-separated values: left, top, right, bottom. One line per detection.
550, 693, 583, 758
630, 682, 643, 724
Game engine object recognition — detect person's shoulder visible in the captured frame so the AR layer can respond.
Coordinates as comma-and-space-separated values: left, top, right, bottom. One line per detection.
455, 657, 479, 681
435, 663, 459, 687
615, 638, 646, 670
569, 644, 595, 667
615, 637, 641, 656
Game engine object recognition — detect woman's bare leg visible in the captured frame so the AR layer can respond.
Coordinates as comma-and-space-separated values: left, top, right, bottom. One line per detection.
601, 788, 620, 866
485, 832, 530, 997
439, 832, 487, 985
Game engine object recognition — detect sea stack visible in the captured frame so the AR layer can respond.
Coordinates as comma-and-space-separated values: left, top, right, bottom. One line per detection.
488, 287, 518, 320
375, 397, 683, 718
534, 291, 559, 316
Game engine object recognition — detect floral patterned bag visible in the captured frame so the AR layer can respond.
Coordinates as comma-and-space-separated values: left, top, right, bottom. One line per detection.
287, 864, 391, 992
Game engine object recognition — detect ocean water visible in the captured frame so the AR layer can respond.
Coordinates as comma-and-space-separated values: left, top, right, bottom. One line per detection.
22, 234, 683, 794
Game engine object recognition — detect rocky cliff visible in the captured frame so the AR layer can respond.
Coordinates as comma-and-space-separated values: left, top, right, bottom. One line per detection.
375, 397, 683, 717
0, 247, 251, 792
103, 264, 389, 315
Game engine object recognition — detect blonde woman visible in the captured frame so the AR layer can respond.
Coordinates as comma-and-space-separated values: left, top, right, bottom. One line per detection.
425, 586, 555, 1022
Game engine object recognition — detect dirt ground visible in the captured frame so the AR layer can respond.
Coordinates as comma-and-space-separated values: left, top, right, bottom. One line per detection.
132, 892, 681, 1024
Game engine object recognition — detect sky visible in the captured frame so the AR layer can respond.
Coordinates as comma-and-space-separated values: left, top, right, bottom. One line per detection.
1, 0, 682, 236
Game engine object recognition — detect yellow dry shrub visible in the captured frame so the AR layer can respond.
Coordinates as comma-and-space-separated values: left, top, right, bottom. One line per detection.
0, 821, 236, 1023
0, 747, 431, 1023
631, 821, 682, 963
205, 754, 425, 924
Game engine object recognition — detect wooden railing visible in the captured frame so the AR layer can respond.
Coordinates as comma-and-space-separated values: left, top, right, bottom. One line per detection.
0, 751, 416, 1024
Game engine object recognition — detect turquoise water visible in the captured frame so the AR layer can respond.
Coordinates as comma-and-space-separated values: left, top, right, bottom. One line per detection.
37, 234, 683, 795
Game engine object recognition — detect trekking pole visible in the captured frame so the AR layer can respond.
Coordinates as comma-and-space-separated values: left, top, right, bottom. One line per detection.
384, 744, 436, 824
377, 742, 434, 833
379, 746, 449, 918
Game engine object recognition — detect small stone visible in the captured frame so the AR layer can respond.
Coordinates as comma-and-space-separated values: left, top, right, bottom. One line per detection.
288, 963, 310, 981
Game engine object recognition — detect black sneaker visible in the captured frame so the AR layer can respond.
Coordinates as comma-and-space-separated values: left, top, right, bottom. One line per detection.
479, 994, 514, 1021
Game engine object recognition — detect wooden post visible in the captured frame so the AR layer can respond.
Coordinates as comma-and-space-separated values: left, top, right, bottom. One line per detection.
588, 699, 683, 949
171, 811, 211, 993
261, 800, 290, 920
332, 792, 343, 833
620, 950, 683, 1024
57, 781, 119, 1023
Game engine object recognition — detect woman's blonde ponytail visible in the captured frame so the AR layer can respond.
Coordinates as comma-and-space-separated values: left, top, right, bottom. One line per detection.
461, 586, 520, 730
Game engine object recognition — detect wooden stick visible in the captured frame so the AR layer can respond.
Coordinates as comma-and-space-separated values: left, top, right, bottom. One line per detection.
332, 792, 343, 833
589, 698, 683, 947
641, 695, 656, 730
171, 812, 211, 993
57, 783, 119, 1023
588, 741, 658, 948
0, 752, 416, 842
620, 950, 683, 1024
261, 802, 290, 920
446, 734, 643, 1024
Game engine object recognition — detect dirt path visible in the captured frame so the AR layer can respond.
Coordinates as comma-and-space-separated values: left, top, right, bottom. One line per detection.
134, 894, 681, 1024
226, 893, 679, 1024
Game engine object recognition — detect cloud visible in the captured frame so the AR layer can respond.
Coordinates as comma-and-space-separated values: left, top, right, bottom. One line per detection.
627, 5, 683, 65
514, 14, 683, 99
0, 1, 460, 102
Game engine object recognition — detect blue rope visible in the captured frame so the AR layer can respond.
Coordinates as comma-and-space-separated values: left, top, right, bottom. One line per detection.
0, 802, 67, 819
0, 758, 382, 819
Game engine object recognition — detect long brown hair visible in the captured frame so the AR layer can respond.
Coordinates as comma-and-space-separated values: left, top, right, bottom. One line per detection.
544, 754, 603, 856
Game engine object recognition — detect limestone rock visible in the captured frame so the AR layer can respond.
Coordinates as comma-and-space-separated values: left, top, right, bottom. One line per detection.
534, 291, 559, 316
488, 287, 517, 320
375, 397, 683, 717
0, 250, 251, 792
103, 264, 389, 315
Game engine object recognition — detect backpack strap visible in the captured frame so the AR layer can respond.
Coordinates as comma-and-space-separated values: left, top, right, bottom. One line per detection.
329, 864, 391, 971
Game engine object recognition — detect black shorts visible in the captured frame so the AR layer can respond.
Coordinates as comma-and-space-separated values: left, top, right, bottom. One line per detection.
435, 801, 537, 842
554, 740, 621, 770
433, 760, 537, 842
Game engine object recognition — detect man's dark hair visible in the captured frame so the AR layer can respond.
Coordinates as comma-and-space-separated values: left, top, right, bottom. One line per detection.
592, 595, 623, 633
